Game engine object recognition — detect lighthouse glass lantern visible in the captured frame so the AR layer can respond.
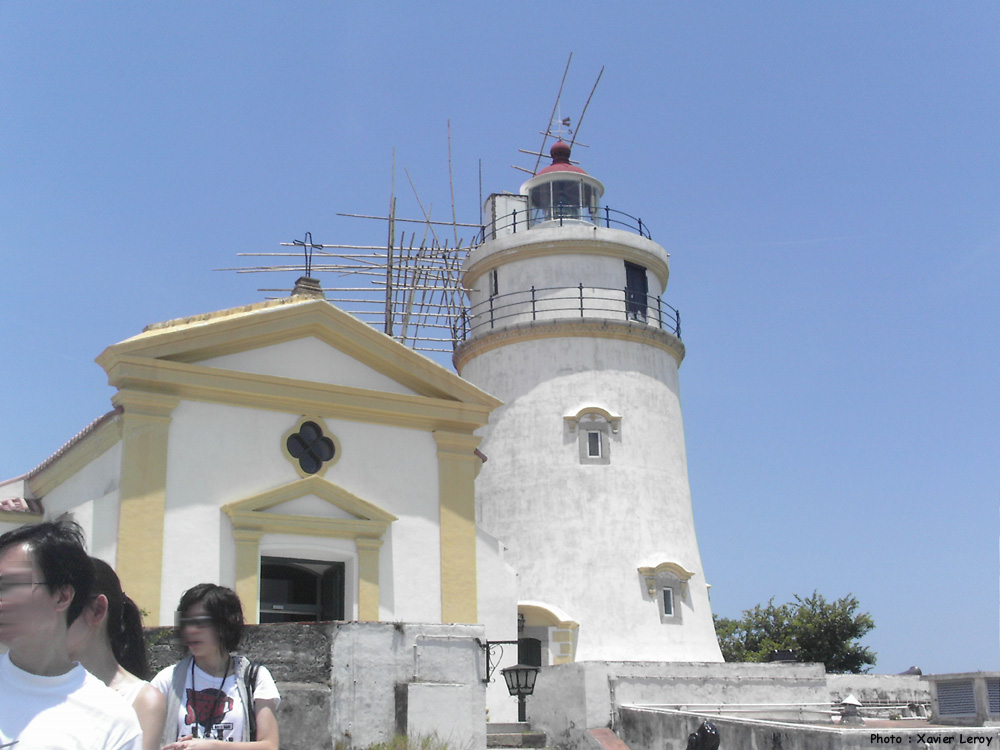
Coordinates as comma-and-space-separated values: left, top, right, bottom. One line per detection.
523, 141, 604, 227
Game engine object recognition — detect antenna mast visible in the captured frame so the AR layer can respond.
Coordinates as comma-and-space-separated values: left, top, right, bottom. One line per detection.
220, 63, 606, 356
218, 133, 475, 354
532, 53, 573, 176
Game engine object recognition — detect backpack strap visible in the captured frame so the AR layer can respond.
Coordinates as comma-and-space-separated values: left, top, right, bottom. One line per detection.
162, 656, 193, 746
241, 658, 261, 741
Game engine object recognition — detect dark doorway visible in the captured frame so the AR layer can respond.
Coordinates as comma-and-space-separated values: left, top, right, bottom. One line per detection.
518, 637, 542, 667
625, 261, 648, 321
259, 556, 345, 623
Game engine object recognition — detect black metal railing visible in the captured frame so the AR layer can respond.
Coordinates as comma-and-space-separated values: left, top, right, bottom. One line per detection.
458, 284, 680, 340
476, 205, 651, 244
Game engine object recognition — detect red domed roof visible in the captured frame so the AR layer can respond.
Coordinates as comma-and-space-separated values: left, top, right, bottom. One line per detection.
537, 140, 589, 176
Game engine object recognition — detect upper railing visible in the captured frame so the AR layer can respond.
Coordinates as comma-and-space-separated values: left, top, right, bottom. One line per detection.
458, 284, 680, 341
477, 205, 652, 244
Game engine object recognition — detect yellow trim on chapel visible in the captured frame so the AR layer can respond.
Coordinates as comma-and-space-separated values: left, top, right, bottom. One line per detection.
0, 510, 43, 524
20, 296, 500, 629
103, 355, 496, 434
221, 475, 398, 624
113, 389, 178, 626
97, 297, 501, 409
434, 431, 481, 624
28, 414, 123, 498
281, 415, 342, 479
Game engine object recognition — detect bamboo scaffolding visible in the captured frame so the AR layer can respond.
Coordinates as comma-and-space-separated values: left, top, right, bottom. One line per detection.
227, 129, 481, 353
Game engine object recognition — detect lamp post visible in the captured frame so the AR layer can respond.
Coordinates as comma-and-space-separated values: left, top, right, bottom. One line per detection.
501, 664, 540, 722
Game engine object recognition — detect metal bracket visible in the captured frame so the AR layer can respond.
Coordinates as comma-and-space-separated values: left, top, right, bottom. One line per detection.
476, 639, 519, 684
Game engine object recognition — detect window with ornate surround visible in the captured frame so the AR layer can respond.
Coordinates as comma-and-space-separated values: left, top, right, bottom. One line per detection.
283, 416, 341, 478
564, 406, 621, 466
638, 562, 695, 625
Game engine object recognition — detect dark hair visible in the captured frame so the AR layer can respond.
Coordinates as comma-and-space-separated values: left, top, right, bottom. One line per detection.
90, 558, 150, 679
176, 583, 244, 653
0, 516, 93, 627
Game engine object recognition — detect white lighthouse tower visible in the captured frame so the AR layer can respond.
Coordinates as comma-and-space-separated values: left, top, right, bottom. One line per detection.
454, 141, 723, 663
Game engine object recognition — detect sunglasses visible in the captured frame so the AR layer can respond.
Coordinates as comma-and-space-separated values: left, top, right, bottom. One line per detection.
0, 578, 48, 598
175, 614, 216, 629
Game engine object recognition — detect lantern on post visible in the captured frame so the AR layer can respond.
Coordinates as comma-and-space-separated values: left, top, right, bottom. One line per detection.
501, 664, 540, 722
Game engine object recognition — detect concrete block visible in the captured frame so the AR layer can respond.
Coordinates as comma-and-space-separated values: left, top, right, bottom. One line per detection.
403, 682, 487, 749
274, 683, 333, 750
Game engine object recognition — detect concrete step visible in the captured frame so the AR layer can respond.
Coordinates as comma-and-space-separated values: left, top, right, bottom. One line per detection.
488, 723, 530, 734
486, 735, 547, 749
486, 729, 547, 748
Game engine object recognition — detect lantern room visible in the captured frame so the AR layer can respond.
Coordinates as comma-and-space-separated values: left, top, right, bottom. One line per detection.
521, 141, 605, 227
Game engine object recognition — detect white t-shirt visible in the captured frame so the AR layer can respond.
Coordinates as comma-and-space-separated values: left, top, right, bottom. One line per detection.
0, 652, 142, 750
114, 676, 149, 706
152, 659, 280, 742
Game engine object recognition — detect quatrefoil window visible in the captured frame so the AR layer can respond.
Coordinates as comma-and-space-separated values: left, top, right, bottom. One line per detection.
285, 419, 338, 475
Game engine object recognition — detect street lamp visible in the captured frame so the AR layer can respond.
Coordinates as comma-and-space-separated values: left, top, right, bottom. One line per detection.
501, 664, 540, 722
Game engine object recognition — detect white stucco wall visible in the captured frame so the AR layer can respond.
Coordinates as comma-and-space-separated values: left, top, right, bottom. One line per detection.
464, 335, 721, 662
199, 336, 420, 396
0, 520, 25, 535
487, 253, 666, 303
0, 478, 28, 501
476, 527, 521, 722
466, 225, 669, 294
40, 441, 123, 564
326, 622, 487, 750
158, 397, 442, 625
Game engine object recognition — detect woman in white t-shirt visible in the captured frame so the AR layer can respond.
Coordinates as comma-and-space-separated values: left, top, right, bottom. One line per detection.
152, 583, 280, 750
68, 557, 166, 750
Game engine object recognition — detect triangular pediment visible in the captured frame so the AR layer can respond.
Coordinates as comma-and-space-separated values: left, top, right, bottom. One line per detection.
198, 336, 420, 396
262, 495, 359, 520
224, 475, 397, 522
222, 475, 397, 540
96, 297, 499, 407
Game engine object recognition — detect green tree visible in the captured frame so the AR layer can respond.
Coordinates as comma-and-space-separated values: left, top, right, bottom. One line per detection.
714, 591, 876, 673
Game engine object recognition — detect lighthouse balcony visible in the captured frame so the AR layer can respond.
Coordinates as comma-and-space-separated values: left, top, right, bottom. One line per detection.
459, 284, 680, 340
478, 203, 652, 243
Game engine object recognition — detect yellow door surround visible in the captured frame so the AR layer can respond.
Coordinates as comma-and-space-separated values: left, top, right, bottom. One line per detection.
222, 475, 397, 623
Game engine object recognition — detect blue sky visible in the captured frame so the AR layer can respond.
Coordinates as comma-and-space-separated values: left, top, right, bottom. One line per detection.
1, 3, 996, 675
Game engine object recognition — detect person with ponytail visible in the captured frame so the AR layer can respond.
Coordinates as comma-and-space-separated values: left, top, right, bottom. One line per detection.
67, 557, 166, 750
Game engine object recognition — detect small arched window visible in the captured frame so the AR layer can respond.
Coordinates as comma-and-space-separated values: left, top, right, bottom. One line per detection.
638, 563, 695, 626
564, 407, 621, 466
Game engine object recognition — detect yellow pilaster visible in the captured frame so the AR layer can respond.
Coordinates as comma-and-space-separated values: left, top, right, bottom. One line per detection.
433, 431, 481, 623
356, 538, 382, 620
112, 389, 179, 626
233, 529, 263, 624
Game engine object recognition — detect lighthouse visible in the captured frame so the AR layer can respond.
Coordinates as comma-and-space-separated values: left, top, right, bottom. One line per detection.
454, 141, 723, 663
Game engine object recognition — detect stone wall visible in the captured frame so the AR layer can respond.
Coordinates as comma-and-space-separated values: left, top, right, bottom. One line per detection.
826, 673, 931, 713
526, 661, 830, 750
618, 707, 1000, 750
149, 620, 487, 750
